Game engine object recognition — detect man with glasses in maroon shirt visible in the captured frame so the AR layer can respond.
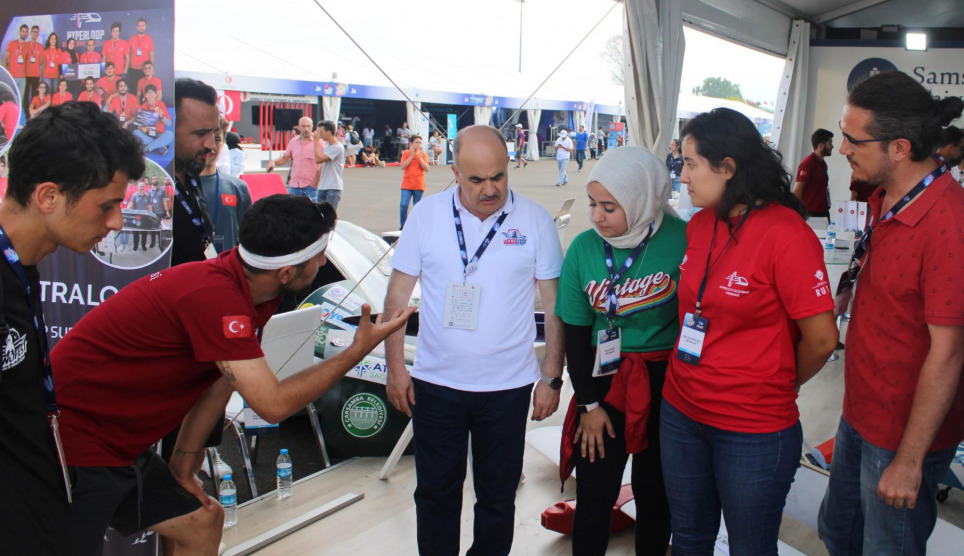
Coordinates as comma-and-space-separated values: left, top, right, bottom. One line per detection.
819, 71, 964, 556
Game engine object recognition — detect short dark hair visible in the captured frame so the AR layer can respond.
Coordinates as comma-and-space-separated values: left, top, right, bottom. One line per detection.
174, 78, 216, 110
19, 24, 27, 31
848, 71, 964, 162
137, 18, 147, 24
318, 120, 336, 135
226, 132, 241, 150
938, 126, 964, 150
111, 22, 121, 31
239, 195, 337, 272
143, 60, 153, 68
83, 76, 95, 84
116, 78, 128, 88
144, 84, 157, 94
105, 61, 115, 69
7, 102, 145, 206
681, 108, 805, 223
811, 128, 833, 149
30, 25, 39, 31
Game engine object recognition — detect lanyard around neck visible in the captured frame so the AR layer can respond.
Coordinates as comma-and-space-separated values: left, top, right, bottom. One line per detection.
452, 192, 512, 277
846, 158, 945, 283
0, 224, 57, 414
695, 208, 752, 317
175, 176, 214, 244
603, 223, 654, 323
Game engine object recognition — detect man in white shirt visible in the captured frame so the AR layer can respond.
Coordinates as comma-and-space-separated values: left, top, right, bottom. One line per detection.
554, 129, 574, 186
312, 120, 345, 209
383, 125, 565, 556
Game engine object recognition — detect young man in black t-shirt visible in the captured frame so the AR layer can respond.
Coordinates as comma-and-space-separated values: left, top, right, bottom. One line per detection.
0, 101, 144, 555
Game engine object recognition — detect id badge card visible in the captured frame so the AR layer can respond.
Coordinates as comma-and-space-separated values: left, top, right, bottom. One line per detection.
592, 328, 622, 377
119, 114, 126, 122
203, 242, 218, 259
136, 48, 143, 56
49, 60, 55, 68
676, 312, 708, 365
30, 56, 36, 63
17, 55, 23, 64
443, 282, 481, 330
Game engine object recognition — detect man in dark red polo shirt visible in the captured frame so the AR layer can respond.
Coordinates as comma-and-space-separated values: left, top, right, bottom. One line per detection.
793, 128, 833, 220
818, 71, 964, 555
51, 194, 414, 555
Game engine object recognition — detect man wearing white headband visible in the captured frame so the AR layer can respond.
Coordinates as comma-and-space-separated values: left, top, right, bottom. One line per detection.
49, 194, 414, 555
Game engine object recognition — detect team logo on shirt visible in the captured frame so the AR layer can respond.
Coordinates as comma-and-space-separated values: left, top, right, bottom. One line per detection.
585, 271, 678, 316
812, 269, 830, 297
1, 328, 28, 371
720, 271, 750, 297
502, 229, 527, 246
223, 316, 252, 339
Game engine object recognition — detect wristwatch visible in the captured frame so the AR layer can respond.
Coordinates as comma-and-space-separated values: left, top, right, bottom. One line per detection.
539, 374, 564, 390
577, 402, 600, 414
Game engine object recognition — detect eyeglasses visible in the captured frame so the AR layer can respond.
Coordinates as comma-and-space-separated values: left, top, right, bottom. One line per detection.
839, 121, 887, 146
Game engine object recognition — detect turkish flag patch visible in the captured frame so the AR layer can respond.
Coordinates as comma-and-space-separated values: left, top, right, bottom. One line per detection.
221, 194, 237, 207
223, 316, 252, 338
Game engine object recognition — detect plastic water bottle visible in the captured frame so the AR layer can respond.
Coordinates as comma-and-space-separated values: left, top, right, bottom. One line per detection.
220, 474, 237, 528
276, 448, 293, 499
824, 222, 837, 262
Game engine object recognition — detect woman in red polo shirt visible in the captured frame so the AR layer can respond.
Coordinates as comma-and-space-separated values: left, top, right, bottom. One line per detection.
661, 108, 838, 555
28, 81, 51, 119
41, 32, 62, 90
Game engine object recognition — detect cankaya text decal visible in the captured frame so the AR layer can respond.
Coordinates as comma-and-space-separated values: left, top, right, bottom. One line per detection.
39, 281, 119, 306
585, 271, 677, 316
913, 66, 964, 87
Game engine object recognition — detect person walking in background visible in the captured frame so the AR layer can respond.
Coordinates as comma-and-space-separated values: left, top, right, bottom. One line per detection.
574, 125, 589, 172
665, 139, 683, 193
555, 129, 573, 186
661, 107, 838, 555
226, 132, 245, 178
558, 146, 684, 555
818, 71, 964, 556
398, 134, 428, 228
793, 128, 834, 220
514, 123, 528, 168
266, 116, 320, 201
312, 120, 346, 209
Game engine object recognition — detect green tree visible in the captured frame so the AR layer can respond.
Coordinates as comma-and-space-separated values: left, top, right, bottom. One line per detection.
600, 35, 623, 85
692, 77, 743, 101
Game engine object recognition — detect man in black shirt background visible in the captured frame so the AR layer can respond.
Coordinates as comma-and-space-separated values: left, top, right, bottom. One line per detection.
0, 101, 144, 554
171, 78, 218, 266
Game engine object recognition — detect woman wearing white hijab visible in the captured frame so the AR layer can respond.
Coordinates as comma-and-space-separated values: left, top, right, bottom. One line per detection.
556, 146, 686, 555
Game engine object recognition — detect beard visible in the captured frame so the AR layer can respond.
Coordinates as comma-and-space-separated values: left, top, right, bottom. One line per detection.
182, 155, 206, 176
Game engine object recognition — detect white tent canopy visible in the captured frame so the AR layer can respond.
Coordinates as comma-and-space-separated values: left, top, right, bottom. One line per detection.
175, 0, 626, 111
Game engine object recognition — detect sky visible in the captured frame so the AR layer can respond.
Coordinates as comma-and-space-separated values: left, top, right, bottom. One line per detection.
177, 0, 787, 108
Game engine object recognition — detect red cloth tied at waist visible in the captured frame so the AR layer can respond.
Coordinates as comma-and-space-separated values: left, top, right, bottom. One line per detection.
559, 350, 671, 489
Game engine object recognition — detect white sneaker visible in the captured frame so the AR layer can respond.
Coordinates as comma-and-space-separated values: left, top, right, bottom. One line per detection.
212, 448, 233, 477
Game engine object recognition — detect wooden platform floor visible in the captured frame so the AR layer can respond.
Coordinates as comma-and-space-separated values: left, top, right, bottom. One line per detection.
223, 351, 964, 555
